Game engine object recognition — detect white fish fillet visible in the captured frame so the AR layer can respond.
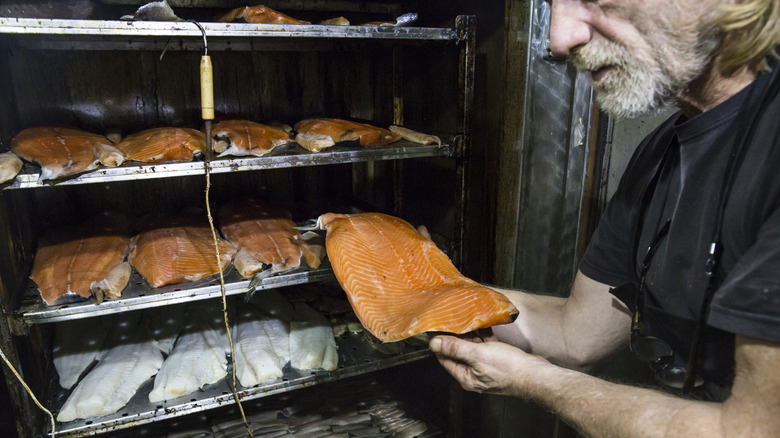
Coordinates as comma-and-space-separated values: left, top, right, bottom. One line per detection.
57, 332, 163, 422
289, 303, 338, 371
0, 151, 23, 184
149, 310, 228, 402
233, 307, 290, 387
52, 318, 109, 390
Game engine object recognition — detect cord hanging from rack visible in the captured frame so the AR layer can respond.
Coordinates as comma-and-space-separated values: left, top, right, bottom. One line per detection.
191, 19, 253, 437
0, 346, 56, 436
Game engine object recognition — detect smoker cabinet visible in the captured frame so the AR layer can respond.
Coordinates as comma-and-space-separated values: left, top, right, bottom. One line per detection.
0, 3, 474, 437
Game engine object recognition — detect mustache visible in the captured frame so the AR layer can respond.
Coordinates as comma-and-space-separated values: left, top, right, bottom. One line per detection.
569, 40, 630, 72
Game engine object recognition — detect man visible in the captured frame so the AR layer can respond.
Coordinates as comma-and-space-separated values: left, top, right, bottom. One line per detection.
429, 0, 780, 436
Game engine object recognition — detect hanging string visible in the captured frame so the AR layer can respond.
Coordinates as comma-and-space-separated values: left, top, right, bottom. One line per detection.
0, 346, 56, 436
191, 19, 253, 437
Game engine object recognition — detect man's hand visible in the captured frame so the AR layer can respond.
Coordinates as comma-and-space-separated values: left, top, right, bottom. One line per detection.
429, 334, 551, 396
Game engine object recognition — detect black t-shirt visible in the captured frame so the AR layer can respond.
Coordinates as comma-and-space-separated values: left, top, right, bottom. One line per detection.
580, 65, 780, 399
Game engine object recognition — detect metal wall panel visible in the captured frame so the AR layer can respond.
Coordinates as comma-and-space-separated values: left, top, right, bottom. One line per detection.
495, 0, 593, 295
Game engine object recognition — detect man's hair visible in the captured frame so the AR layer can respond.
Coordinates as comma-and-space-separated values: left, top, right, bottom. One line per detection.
718, 0, 780, 74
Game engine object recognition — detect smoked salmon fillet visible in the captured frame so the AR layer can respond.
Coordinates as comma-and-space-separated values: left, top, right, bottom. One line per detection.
115, 127, 205, 163
219, 198, 324, 278
318, 212, 518, 342
294, 118, 400, 152
129, 219, 237, 288
212, 120, 292, 157
216, 5, 311, 24
11, 127, 124, 181
31, 212, 131, 305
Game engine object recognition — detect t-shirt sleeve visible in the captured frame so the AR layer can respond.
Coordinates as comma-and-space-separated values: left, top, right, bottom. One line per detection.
709, 200, 780, 343
579, 115, 680, 290
578, 190, 636, 288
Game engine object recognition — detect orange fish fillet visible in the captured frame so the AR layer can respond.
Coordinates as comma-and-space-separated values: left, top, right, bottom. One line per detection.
219, 198, 315, 277
115, 127, 205, 163
31, 212, 131, 305
129, 224, 236, 288
217, 5, 311, 24
11, 127, 124, 181
294, 119, 400, 147
319, 212, 518, 342
212, 120, 291, 157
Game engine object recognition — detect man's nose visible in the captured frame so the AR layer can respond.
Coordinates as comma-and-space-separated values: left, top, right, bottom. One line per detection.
549, 0, 592, 56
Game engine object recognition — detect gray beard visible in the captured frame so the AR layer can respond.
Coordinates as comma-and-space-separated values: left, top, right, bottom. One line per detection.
570, 36, 718, 118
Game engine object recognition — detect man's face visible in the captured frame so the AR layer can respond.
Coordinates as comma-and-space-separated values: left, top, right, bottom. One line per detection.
549, 0, 724, 118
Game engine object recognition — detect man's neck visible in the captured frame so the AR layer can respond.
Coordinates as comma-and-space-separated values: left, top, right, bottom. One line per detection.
676, 62, 756, 118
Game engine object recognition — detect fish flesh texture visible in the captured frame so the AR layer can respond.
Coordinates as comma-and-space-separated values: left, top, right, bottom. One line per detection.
233, 305, 290, 387
10, 127, 124, 181
212, 120, 292, 157
31, 212, 131, 305
129, 221, 237, 288
115, 127, 205, 163
318, 212, 518, 342
294, 119, 400, 151
219, 198, 324, 278
57, 328, 163, 422
289, 302, 338, 371
149, 307, 228, 402
0, 151, 23, 184
217, 5, 311, 24
388, 125, 442, 146
52, 318, 109, 390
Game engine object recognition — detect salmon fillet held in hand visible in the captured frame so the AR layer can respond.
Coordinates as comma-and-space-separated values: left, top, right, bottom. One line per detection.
319, 212, 518, 342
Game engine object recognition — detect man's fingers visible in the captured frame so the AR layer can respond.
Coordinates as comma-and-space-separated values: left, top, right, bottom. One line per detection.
430, 335, 475, 360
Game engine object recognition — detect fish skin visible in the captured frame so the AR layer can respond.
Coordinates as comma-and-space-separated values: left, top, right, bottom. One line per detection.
31, 212, 131, 305
212, 119, 291, 157
115, 127, 205, 163
129, 225, 236, 288
56, 329, 163, 422
149, 307, 228, 402
294, 119, 400, 147
10, 127, 121, 181
289, 302, 338, 371
218, 198, 307, 278
319, 212, 518, 342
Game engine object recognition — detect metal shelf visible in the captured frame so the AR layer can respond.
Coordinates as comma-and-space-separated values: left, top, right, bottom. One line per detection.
47, 331, 432, 437
0, 18, 458, 41
4, 142, 453, 189
18, 265, 335, 324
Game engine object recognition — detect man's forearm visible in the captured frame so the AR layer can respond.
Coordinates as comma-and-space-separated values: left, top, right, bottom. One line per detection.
490, 272, 631, 370
524, 364, 722, 438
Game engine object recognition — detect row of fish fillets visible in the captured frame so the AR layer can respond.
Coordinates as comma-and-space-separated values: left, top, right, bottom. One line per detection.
30, 198, 325, 305
54, 293, 340, 423
1, 119, 439, 183
170, 375, 430, 438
